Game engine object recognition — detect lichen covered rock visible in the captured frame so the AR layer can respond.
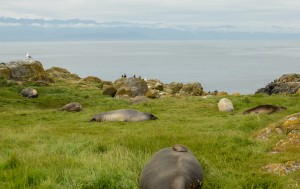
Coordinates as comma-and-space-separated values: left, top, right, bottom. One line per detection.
113, 78, 149, 98
146, 89, 159, 99
45, 67, 81, 82
263, 161, 300, 176
256, 74, 300, 95
179, 82, 204, 96
164, 82, 183, 94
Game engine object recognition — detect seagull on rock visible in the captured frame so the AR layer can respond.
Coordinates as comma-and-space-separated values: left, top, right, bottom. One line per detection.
26, 52, 32, 60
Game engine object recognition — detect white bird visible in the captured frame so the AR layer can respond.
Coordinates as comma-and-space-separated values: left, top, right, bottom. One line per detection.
26, 52, 32, 60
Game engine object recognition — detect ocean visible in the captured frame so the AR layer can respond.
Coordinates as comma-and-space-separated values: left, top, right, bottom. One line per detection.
1, 41, 300, 94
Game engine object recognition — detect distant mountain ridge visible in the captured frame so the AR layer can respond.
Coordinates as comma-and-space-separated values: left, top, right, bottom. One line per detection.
1, 17, 300, 41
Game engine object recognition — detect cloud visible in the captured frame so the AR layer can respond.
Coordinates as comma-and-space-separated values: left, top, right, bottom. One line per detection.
1, 0, 300, 32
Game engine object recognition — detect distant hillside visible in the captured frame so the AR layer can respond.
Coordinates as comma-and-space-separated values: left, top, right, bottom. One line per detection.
1, 17, 300, 41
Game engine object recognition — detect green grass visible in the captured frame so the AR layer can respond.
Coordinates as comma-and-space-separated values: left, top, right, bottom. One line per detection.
0, 81, 300, 188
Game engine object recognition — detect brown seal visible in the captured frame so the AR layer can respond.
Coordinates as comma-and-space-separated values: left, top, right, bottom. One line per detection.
243, 105, 287, 115
90, 109, 157, 122
139, 144, 204, 189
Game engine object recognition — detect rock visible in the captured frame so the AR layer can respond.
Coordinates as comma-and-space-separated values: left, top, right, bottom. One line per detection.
115, 87, 132, 98
217, 98, 234, 112
81, 76, 103, 83
131, 96, 149, 104
146, 79, 164, 90
164, 82, 183, 94
45, 67, 81, 82
154, 82, 163, 91
102, 85, 117, 97
256, 74, 300, 95
179, 82, 204, 96
263, 161, 300, 176
20, 88, 38, 98
29, 74, 55, 83
277, 74, 300, 83
0, 60, 46, 81
216, 91, 229, 96
113, 78, 149, 98
7, 60, 46, 80
62, 102, 83, 112
146, 89, 159, 99
257, 113, 300, 152
0, 67, 11, 79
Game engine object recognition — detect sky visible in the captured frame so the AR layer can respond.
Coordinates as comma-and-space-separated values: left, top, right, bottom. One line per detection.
1, 0, 300, 32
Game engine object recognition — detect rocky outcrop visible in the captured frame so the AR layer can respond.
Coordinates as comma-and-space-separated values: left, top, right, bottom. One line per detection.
62, 102, 83, 112
179, 82, 204, 96
217, 98, 234, 112
20, 88, 38, 98
164, 82, 183, 94
113, 78, 149, 98
0, 60, 48, 81
146, 79, 164, 91
263, 161, 300, 176
80, 76, 102, 83
256, 74, 300, 95
45, 67, 81, 82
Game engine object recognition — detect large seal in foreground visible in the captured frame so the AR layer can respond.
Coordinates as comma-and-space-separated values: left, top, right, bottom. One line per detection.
90, 109, 157, 122
140, 144, 204, 189
243, 105, 287, 115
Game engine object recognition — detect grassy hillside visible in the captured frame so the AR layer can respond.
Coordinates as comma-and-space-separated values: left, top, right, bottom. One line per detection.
0, 80, 299, 189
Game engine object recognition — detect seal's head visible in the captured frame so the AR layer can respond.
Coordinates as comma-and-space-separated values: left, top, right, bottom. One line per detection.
149, 114, 158, 120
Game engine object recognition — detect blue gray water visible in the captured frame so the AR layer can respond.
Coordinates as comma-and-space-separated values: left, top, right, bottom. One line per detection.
1, 41, 300, 94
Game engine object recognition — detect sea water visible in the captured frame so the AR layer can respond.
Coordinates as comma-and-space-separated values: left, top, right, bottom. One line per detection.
1, 41, 300, 94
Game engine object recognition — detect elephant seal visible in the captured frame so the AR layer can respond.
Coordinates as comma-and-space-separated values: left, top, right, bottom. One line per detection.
90, 109, 157, 122
139, 144, 204, 189
20, 88, 38, 98
61, 102, 83, 112
243, 105, 287, 115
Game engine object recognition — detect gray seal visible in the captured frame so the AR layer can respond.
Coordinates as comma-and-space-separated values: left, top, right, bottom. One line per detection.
90, 109, 157, 122
61, 102, 83, 112
20, 88, 38, 98
243, 105, 287, 115
139, 144, 204, 189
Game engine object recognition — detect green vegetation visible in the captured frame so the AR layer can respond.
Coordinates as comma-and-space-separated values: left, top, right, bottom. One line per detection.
0, 80, 299, 189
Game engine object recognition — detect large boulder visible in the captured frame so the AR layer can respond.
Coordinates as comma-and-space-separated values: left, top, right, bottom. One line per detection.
256, 74, 300, 95
217, 98, 234, 112
113, 78, 149, 98
0, 60, 46, 81
179, 82, 204, 96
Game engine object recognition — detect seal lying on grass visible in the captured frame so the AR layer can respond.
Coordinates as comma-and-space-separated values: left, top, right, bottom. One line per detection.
139, 144, 204, 189
243, 105, 287, 115
90, 109, 157, 122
